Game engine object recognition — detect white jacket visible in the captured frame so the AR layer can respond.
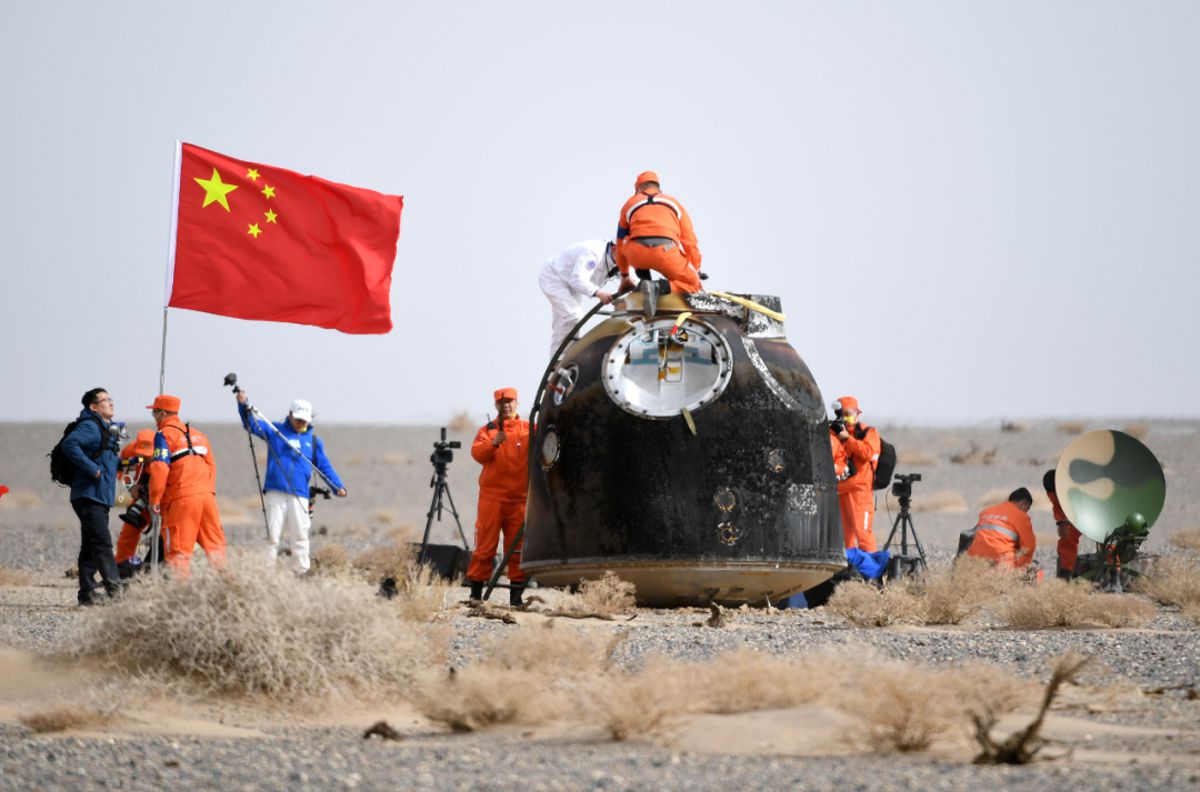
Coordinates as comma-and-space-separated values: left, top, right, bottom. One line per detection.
539, 240, 612, 298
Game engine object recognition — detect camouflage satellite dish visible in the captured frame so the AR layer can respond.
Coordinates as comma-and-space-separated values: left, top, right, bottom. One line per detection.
1055, 430, 1165, 543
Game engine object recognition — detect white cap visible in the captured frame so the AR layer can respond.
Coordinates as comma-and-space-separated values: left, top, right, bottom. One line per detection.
290, 399, 313, 423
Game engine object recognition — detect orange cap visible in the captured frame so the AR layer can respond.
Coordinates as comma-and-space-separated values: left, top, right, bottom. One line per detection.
133, 429, 156, 456
493, 387, 518, 403
837, 396, 860, 413
146, 394, 181, 412
635, 170, 659, 189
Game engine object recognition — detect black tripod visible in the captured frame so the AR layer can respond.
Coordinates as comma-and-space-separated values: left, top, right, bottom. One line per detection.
417, 429, 469, 568
882, 474, 927, 574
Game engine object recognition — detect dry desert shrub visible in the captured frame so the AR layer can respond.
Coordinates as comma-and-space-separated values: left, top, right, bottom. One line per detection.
1000, 578, 1155, 629
552, 571, 638, 624
414, 622, 614, 731
68, 563, 447, 705
1000, 420, 1027, 433
1135, 556, 1200, 618
1056, 421, 1088, 435
20, 707, 108, 734
353, 537, 417, 581
1121, 423, 1149, 440
309, 543, 351, 576
910, 490, 968, 513
949, 444, 997, 465
1166, 528, 1200, 553
389, 562, 456, 622
0, 566, 35, 586
845, 666, 954, 751
594, 656, 689, 740
447, 411, 474, 433
825, 580, 924, 627
0, 489, 43, 510
896, 449, 939, 466
915, 557, 1016, 625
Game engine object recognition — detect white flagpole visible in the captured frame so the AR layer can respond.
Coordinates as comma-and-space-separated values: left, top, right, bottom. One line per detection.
160, 140, 183, 395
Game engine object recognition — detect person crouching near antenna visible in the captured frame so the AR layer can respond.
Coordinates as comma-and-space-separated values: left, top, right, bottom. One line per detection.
830, 396, 881, 552
467, 388, 530, 605
959, 488, 1038, 573
236, 393, 346, 575
1043, 470, 1081, 580
146, 395, 227, 575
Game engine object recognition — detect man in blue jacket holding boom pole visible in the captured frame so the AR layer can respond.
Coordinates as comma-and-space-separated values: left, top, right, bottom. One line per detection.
236, 391, 346, 574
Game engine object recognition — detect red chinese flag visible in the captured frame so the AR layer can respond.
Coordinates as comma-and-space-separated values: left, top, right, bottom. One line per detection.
168, 142, 403, 334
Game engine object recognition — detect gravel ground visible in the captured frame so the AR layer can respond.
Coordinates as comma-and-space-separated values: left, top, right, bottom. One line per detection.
2, 420, 1198, 789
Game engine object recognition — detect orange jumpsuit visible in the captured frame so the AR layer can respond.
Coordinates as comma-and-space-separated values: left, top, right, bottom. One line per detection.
1047, 490, 1081, 578
966, 501, 1036, 568
616, 187, 702, 294
468, 417, 530, 584
148, 417, 227, 574
115, 430, 156, 564
837, 425, 881, 551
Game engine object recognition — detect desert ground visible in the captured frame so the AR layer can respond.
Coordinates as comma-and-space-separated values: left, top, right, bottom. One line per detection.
0, 418, 1198, 791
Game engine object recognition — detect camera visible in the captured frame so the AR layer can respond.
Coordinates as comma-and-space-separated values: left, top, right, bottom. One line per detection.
829, 401, 846, 435
119, 487, 150, 528
891, 472, 922, 500
308, 485, 332, 517
431, 426, 461, 468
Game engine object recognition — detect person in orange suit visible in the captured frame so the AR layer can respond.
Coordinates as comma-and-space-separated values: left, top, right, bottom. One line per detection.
831, 396, 881, 551
146, 395, 226, 575
468, 387, 530, 605
1043, 469, 1081, 579
114, 429, 156, 574
615, 171, 703, 294
963, 488, 1037, 568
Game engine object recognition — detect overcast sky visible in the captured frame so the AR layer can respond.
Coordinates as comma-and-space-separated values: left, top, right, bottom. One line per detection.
2, 1, 1197, 426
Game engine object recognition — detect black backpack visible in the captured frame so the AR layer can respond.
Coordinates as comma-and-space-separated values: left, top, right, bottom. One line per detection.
49, 415, 106, 487
873, 436, 897, 491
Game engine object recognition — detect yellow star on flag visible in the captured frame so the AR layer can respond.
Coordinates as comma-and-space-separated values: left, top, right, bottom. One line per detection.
246, 168, 260, 182
194, 168, 238, 212
264, 209, 278, 224
262, 185, 276, 199
248, 223, 262, 238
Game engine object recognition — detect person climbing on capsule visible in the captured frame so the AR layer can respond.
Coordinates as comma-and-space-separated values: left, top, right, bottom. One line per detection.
615, 171, 703, 295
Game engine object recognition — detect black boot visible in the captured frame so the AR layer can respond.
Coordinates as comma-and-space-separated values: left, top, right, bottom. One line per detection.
469, 580, 484, 601
509, 582, 525, 607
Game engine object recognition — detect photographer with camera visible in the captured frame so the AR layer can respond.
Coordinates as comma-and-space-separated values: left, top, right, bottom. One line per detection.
468, 388, 530, 605
236, 393, 346, 575
56, 388, 123, 605
829, 395, 882, 552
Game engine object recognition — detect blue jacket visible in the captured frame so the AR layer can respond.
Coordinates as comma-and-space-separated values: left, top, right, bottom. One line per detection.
61, 409, 120, 506
238, 402, 345, 497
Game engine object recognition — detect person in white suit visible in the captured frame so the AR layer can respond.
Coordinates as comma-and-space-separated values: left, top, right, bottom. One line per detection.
538, 240, 617, 357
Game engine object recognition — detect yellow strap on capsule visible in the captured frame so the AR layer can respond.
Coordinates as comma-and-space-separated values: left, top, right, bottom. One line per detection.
710, 291, 786, 323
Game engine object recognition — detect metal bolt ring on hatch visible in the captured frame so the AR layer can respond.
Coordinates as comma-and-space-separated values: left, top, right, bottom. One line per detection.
717, 521, 742, 546
714, 488, 736, 512
767, 449, 785, 474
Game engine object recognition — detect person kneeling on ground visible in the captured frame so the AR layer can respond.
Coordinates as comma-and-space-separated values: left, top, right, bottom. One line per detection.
958, 487, 1037, 571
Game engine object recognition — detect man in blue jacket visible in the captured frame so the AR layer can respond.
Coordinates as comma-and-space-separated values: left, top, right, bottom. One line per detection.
61, 387, 122, 605
236, 392, 346, 574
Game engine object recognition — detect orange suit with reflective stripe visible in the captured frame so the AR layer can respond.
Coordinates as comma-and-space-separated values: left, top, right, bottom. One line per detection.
1047, 490, 1081, 576
468, 417, 530, 584
616, 187, 702, 293
114, 430, 155, 564
967, 501, 1036, 568
148, 417, 226, 574
837, 425, 881, 551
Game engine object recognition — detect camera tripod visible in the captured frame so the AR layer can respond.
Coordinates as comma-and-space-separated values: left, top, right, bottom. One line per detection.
417, 453, 469, 568
882, 490, 927, 573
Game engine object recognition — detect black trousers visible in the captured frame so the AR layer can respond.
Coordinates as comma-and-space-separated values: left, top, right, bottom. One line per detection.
73, 499, 120, 602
